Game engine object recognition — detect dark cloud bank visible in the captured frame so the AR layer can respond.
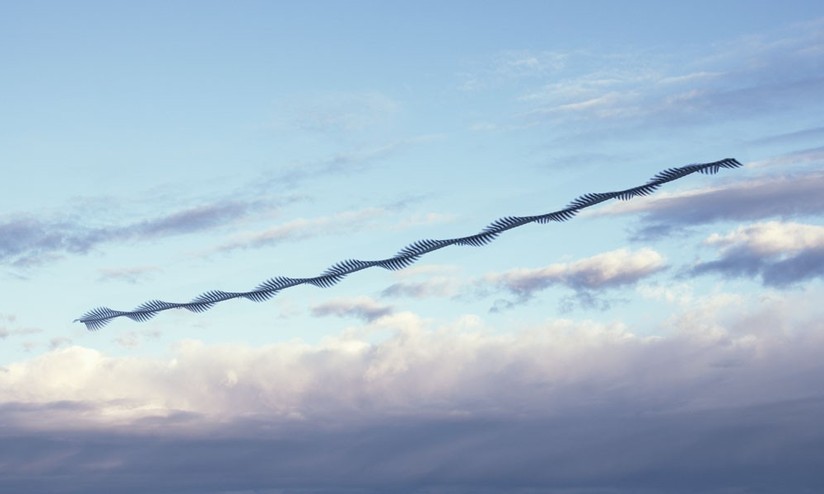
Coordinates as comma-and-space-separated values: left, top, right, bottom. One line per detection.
692, 247, 824, 287
2, 398, 822, 494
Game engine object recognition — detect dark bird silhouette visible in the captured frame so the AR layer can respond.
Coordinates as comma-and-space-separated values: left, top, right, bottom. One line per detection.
76, 158, 743, 330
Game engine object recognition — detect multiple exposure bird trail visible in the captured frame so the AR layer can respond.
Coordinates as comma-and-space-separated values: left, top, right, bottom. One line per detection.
76, 158, 743, 330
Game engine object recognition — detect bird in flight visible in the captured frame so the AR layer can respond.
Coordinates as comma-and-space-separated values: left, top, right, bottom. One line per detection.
76, 158, 743, 330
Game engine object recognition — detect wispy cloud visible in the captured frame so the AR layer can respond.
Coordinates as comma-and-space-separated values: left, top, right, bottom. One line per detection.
47, 337, 72, 350
460, 49, 567, 91
381, 278, 460, 299
0, 314, 42, 341
747, 126, 824, 147
277, 91, 401, 134
1, 130, 443, 270
256, 134, 444, 192
129, 201, 254, 237
0, 199, 270, 268
214, 207, 386, 252
381, 264, 463, 299
690, 221, 824, 287
213, 206, 455, 255
747, 145, 824, 169
515, 20, 824, 132
97, 265, 161, 284
113, 330, 161, 349
0, 216, 95, 267
310, 296, 394, 322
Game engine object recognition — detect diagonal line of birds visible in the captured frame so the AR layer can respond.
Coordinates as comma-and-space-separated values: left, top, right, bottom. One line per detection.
76, 158, 743, 330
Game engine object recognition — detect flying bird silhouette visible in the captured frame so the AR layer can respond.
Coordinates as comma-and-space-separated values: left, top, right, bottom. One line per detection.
76, 158, 742, 330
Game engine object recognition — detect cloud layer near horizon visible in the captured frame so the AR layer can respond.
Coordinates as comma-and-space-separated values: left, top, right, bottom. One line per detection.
2, 291, 823, 493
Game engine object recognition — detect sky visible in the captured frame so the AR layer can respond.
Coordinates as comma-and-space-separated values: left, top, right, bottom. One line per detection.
1, 1, 823, 492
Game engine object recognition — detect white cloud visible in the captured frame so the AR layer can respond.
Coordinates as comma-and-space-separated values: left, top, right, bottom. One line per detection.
3, 291, 823, 430
705, 221, 824, 256
485, 248, 666, 300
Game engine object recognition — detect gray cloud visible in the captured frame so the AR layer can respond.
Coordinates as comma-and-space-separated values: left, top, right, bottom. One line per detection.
2, 399, 822, 494
692, 249, 824, 287
690, 221, 824, 287
130, 201, 253, 237
599, 171, 824, 240
310, 297, 394, 322
0, 216, 93, 267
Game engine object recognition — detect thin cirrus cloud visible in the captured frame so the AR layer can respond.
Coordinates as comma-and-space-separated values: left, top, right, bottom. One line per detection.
747, 145, 824, 169
113, 330, 161, 349
1, 135, 438, 270
213, 207, 387, 253
485, 248, 666, 305
516, 19, 824, 131
276, 91, 401, 134
259, 135, 443, 191
213, 206, 454, 254
460, 49, 567, 91
747, 127, 824, 147
690, 221, 824, 287
96, 265, 161, 284
2, 294, 823, 493
381, 277, 460, 299
0, 313, 41, 340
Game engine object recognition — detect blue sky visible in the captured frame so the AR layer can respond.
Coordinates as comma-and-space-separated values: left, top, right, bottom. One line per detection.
1, 1, 823, 493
